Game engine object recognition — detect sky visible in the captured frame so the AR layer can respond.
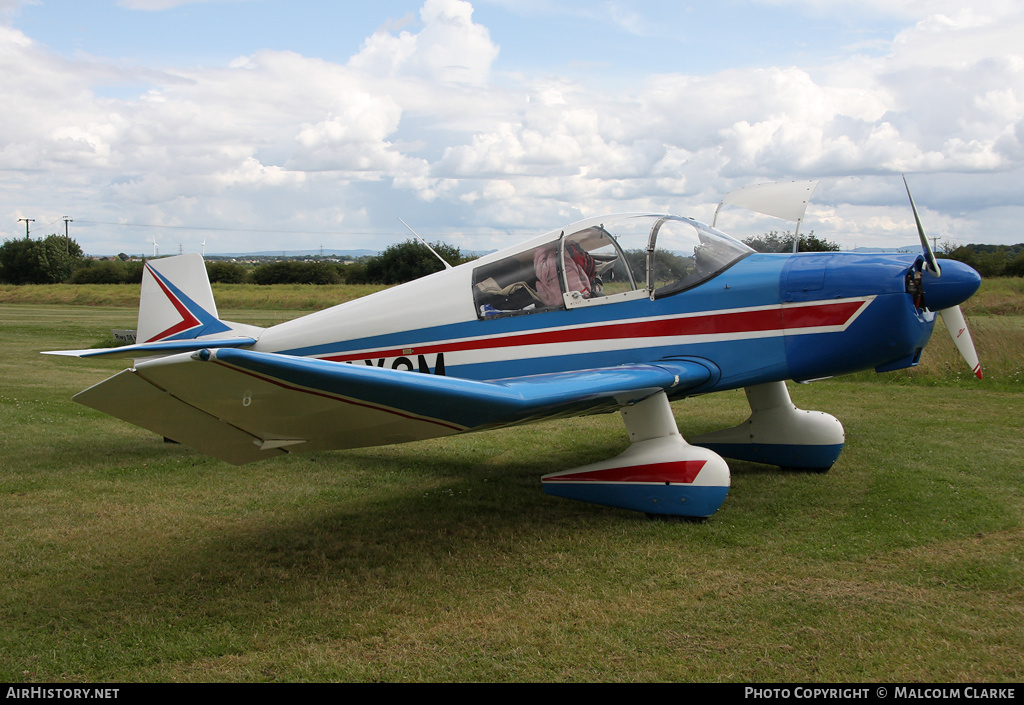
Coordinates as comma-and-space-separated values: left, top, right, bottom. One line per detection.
1, 0, 1022, 255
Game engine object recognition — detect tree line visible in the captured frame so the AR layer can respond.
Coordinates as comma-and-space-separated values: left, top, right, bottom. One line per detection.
742, 230, 841, 253
939, 243, 1024, 278
0, 237, 474, 286
743, 230, 1024, 276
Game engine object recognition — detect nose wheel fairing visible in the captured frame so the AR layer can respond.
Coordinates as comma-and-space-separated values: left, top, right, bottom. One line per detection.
691, 381, 845, 472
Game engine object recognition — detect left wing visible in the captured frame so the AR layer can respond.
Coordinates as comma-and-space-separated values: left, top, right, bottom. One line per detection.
74, 348, 719, 465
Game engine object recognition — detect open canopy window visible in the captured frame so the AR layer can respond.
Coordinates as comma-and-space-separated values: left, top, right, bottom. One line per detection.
472, 214, 753, 318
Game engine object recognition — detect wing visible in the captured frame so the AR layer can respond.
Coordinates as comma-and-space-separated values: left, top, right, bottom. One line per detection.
74, 348, 719, 465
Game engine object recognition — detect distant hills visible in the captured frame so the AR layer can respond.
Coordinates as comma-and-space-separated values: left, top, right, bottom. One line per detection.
850, 246, 922, 253
207, 249, 378, 259
202, 246, 921, 258
206, 248, 498, 259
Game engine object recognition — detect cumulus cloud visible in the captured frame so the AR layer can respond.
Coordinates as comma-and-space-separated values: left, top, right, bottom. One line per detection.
2, 0, 1024, 252
350, 0, 498, 86
397, 2, 1023, 246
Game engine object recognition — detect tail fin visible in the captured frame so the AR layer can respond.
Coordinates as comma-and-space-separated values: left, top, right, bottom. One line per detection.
138, 253, 232, 343
44, 253, 262, 359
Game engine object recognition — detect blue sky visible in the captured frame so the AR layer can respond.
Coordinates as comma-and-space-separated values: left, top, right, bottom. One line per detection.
16, 1, 906, 86
1, 0, 1022, 254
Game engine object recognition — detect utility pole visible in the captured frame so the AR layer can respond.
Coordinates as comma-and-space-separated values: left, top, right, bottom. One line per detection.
18, 218, 34, 239
63, 216, 73, 253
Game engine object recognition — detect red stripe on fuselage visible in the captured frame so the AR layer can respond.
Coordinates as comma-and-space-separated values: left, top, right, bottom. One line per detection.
319, 299, 869, 364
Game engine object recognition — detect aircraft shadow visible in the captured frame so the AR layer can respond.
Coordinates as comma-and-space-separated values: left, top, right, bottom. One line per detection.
22, 428, 819, 655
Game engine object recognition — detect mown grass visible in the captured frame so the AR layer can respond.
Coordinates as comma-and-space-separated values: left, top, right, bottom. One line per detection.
0, 283, 389, 311
0, 280, 1022, 682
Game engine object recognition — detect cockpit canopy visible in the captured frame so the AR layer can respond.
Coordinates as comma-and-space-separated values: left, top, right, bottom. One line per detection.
472, 214, 753, 318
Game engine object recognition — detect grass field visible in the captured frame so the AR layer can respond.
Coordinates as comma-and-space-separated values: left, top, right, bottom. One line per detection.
0, 281, 1022, 682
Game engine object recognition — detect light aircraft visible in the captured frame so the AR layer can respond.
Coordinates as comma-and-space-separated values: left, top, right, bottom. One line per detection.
46, 181, 982, 519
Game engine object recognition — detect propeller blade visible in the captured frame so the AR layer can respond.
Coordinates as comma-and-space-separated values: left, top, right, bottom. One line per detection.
903, 175, 941, 277
939, 305, 982, 379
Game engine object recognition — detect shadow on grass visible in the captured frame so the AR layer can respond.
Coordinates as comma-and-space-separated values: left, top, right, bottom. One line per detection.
8, 428, 650, 627
24, 426, 813, 613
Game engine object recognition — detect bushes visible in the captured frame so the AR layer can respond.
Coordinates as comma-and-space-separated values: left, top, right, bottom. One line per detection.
67, 257, 345, 285
249, 260, 342, 285
3, 236, 468, 287
361, 240, 472, 285
68, 257, 348, 286
206, 260, 249, 283
742, 230, 841, 253
943, 244, 1024, 278
69, 259, 144, 284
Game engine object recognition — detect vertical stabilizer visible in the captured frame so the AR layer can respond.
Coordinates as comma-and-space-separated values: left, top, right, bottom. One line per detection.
138, 253, 233, 343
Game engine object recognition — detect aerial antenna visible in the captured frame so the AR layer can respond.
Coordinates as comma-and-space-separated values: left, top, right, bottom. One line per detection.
398, 217, 453, 270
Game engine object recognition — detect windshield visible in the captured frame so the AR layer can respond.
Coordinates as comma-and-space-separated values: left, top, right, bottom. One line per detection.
561, 214, 754, 299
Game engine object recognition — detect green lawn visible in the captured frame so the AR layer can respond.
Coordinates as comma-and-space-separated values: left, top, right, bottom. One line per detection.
0, 296, 1021, 682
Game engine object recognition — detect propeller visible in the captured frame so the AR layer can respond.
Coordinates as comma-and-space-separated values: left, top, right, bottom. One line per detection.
937, 303, 982, 379
903, 175, 983, 379
904, 175, 941, 277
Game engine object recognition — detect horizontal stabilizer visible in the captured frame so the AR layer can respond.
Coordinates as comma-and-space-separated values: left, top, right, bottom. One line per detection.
74, 368, 285, 465
44, 336, 258, 359
74, 348, 719, 464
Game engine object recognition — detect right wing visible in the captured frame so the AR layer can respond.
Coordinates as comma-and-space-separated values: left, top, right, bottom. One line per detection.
74, 348, 720, 465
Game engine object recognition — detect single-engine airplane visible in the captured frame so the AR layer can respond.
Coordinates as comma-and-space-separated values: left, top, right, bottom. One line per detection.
46, 181, 982, 519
